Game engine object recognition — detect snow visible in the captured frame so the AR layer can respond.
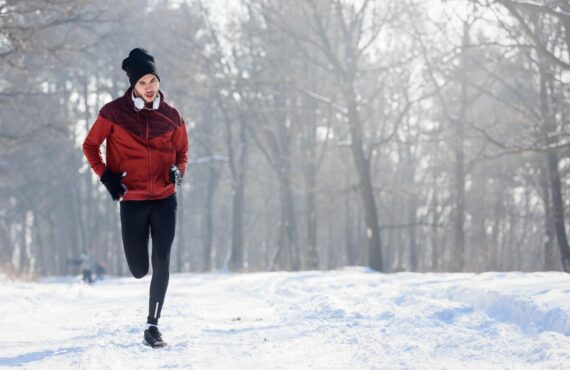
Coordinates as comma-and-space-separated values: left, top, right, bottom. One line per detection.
1, 268, 570, 369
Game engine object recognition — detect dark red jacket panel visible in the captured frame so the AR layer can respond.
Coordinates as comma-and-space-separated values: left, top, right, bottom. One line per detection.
83, 88, 188, 201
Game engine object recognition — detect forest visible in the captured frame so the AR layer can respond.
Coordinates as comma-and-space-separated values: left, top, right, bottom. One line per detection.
1, 0, 570, 277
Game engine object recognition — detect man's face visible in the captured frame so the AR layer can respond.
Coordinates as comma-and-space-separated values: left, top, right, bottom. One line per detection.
134, 74, 159, 103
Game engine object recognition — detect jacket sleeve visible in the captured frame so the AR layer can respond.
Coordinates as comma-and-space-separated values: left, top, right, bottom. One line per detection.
82, 114, 112, 177
172, 121, 189, 177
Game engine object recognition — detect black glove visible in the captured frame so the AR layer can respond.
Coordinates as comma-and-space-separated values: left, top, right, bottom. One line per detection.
100, 170, 127, 201
169, 165, 182, 188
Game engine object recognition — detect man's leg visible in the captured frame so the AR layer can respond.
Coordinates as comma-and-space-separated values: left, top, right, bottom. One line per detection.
120, 200, 152, 278
147, 194, 177, 325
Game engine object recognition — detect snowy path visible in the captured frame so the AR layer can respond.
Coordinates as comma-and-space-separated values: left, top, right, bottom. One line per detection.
1, 268, 570, 369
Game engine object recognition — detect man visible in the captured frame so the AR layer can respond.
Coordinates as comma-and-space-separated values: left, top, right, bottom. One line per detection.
83, 48, 188, 348
80, 246, 94, 284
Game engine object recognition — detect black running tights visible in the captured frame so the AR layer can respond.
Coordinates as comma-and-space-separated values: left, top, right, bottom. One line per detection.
120, 194, 177, 325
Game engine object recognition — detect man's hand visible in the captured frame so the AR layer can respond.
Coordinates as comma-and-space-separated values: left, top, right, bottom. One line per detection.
169, 165, 182, 189
100, 170, 127, 201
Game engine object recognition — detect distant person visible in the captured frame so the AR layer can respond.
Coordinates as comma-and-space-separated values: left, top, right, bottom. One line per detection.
80, 248, 94, 284
94, 262, 106, 281
82, 48, 188, 348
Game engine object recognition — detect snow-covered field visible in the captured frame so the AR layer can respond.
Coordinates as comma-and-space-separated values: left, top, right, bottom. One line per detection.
1, 268, 570, 369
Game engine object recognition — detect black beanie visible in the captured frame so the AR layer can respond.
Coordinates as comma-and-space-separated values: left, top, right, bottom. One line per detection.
121, 48, 160, 87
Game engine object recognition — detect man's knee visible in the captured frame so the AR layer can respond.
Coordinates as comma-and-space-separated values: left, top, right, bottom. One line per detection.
151, 252, 170, 270
130, 264, 149, 279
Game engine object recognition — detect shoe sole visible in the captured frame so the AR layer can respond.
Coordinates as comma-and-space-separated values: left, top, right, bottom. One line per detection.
143, 339, 167, 348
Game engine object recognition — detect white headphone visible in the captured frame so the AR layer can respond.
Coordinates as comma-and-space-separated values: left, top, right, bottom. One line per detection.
132, 90, 161, 110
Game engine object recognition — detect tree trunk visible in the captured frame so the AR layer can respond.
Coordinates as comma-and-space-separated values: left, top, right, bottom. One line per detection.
429, 154, 440, 271
305, 170, 318, 270
545, 149, 570, 271
229, 113, 248, 271
489, 180, 504, 271
229, 172, 246, 271
539, 158, 558, 270
203, 167, 219, 271
302, 121, 318, 270
470, 170, 488, 271
345, 85, 383, 271
539, 67, 570, 272
408, 194, 419, 271
271, 164, 299, 271
450, 21, 469, 272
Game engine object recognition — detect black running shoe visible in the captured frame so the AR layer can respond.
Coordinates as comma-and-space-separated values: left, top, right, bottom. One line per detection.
144, 326, 167, 348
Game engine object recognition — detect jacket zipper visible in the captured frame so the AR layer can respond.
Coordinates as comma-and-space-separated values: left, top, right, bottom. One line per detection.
146, 113, 153, 198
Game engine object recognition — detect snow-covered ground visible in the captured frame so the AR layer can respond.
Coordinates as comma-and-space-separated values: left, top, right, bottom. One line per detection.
1, 268, 570, 369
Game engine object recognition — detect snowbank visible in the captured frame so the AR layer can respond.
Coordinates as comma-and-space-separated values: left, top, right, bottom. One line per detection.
1, 269, 569, 369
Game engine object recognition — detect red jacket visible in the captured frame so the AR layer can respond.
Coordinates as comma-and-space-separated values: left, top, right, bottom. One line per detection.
83, 87, 188, 201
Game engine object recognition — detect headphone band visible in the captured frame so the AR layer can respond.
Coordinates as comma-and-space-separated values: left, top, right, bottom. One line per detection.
132, 90, 161, 111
